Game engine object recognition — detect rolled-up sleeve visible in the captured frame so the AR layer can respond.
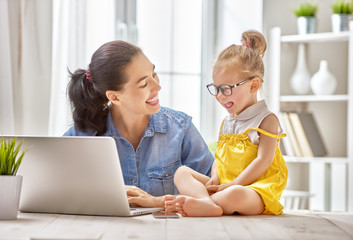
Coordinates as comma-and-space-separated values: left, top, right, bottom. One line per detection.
181, 122, 214, 177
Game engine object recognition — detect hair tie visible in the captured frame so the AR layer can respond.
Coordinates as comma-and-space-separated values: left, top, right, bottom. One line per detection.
242, 40, 252, 48
85, 68, 93, 83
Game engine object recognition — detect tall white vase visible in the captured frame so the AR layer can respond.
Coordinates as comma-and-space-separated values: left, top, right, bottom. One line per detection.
290, 44, 311, 95
310, 60, 337, 95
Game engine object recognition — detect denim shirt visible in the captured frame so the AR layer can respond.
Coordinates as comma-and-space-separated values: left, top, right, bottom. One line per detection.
64, 107, 214, 196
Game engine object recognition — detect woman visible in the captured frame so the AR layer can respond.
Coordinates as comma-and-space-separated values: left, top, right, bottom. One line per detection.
64, 40, 214, 208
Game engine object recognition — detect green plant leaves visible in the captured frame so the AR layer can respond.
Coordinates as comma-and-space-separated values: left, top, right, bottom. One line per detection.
294, 3, 318, 17
331, 0, 353, 14
0, 138, 29, 175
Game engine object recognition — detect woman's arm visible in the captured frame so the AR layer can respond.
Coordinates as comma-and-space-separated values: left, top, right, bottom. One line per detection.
181, 122, 215, 177
205, 161, 219, 186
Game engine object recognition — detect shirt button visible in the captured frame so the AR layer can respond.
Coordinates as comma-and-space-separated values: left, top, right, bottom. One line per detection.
132, 178, 136, 183
165, 172, 168, 177
138, 148, 141, 151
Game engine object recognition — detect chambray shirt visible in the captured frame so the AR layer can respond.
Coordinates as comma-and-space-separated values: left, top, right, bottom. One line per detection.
64, 107, 214, 196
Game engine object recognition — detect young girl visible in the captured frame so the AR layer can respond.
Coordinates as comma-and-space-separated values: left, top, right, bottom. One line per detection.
64, 40, 214, 208
164, 30, 288, 216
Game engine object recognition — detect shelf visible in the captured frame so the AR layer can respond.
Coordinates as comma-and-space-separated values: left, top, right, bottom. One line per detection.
280, 94, 349, 102
281, 31, 349, 43
284, 156, 349, 164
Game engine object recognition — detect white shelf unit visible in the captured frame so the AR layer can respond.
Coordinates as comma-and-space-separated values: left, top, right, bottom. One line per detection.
269, 22, 353, 212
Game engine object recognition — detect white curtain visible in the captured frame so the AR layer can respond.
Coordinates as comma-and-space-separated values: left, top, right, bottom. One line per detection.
0, 0, 52, 136
0, 0, 15, 135
0, 0, 115, 136
21, 0, 53, 135
49, 0, 115, 136
48, 0, 88, 136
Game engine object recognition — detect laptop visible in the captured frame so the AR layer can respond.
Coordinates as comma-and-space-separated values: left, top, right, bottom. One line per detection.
3, 136, 162, 216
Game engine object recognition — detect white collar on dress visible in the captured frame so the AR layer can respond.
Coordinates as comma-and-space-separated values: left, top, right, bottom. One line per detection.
225, 100, 268, 122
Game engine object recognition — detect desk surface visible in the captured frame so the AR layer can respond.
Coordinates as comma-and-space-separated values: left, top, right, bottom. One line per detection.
1, 210, 353, 240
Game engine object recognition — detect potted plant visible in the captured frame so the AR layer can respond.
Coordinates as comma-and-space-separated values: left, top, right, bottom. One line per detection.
331, 0, 352, 32
293, 2, 318, 34
0, 137, 28, 220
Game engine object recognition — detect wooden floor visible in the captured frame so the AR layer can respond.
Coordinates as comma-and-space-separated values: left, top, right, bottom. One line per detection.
1, 210, 353, 240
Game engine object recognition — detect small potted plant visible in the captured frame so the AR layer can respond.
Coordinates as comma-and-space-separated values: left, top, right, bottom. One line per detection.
331, 0, 352, 32
293, 2, 318, 34
0, 137, 28, 220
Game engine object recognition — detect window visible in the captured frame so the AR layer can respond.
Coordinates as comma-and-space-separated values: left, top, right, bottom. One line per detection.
136, 0, 203, 130
115, 0, 263, 142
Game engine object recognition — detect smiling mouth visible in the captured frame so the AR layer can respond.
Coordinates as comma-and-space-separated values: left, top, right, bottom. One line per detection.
146, 95, 159, 105
224, 102, 233, 109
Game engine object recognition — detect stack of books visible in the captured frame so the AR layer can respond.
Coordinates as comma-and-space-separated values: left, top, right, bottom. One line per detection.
278, 112, 327, 157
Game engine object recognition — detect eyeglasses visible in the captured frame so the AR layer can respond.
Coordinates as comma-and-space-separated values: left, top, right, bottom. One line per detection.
206, 76, 256, 96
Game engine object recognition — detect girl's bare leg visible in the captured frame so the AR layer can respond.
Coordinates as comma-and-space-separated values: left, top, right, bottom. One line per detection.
211, 185, 264, 215
165, 166, 222, 217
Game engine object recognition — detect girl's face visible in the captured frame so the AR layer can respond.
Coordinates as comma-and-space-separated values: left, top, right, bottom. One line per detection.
212, 66, 256, 116
117, 53, 161, 116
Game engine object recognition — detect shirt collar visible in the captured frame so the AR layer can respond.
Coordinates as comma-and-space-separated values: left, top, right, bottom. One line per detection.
105, 110, 167, 139
151, 110, 167, 133
226, 100, 268, 121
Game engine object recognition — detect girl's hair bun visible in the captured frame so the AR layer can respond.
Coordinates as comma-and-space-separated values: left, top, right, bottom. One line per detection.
241, 30, 267, 58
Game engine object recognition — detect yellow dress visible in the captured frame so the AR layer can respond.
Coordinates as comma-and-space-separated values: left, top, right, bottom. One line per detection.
215, 127, 288, 215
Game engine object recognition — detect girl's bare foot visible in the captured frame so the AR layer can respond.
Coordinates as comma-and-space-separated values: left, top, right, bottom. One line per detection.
175, 195, 223, 217
163, 195, 177, 213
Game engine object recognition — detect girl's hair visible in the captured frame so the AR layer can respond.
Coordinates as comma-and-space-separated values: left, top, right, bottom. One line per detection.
214, 30, 267, 80
67, 41, 142, 135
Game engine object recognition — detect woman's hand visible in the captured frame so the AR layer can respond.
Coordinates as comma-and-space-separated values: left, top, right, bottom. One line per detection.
125, 185, 164, 208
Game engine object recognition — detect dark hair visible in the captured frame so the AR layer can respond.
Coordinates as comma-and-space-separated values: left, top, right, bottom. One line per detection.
67, 41, 142, 135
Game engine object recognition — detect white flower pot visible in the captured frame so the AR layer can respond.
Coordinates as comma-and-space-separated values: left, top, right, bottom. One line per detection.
331, 14, 350, 33
290, 44, 311, 95
0, 175, 23, 220
310, 60, 337, 95
297, 17, 316, 35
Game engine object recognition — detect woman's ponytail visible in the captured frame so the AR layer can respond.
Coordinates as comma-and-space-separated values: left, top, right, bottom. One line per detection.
67, 68, 109, 135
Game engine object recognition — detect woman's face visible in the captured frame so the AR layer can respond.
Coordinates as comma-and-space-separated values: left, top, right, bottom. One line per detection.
116, 53, 162, 116
212, 66, 254, 116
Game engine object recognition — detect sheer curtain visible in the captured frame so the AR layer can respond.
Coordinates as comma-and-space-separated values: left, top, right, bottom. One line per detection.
49, 0, 115, 136
0, 0, 52, 136
0, 0, 15, 135
48, 0, 88, 136
0, 0, 115, 136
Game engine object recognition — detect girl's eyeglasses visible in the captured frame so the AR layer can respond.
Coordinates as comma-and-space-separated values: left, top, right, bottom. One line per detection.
206, 76, 256, 96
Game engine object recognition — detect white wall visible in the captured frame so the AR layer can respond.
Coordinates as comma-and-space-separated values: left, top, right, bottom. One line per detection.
263, 0, 348, 211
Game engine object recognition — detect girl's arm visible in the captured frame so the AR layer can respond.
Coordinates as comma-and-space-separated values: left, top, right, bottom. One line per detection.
223, 114, 279, 188
205, 161, 220, 186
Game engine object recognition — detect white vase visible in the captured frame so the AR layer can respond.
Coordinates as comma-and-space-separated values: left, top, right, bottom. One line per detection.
290, 44, 311, 95
0, 175, 23, 220
310, 60, 337, 95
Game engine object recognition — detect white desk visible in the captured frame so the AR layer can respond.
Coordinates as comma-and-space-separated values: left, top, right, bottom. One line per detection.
1, 210, 353, 240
